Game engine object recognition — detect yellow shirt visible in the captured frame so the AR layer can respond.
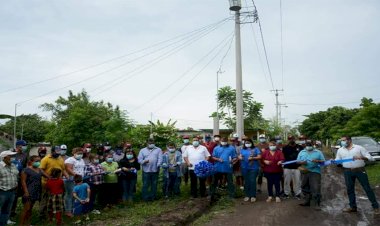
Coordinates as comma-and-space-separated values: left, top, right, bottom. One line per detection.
40, 154, 65, 184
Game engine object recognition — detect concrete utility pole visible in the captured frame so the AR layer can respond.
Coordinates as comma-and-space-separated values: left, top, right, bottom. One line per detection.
271, 89, 284, 127
213, 69, 223, 136
229, 0, 244, 139
13, 103, 18, 149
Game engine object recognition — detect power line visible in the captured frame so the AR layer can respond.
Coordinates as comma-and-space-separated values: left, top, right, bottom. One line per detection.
154, 32, 236, 113
92, 19, 230, 96
286, 98, 380, 106
0, 17, 231, 95
252, 0, 275, 90
130, 32, 235, 113
16, 19, 229, 105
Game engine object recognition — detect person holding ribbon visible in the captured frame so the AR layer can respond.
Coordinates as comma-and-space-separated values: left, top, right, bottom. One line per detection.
210, 137, 237, 200
118, 145, 140, 202
161, 142, 182, 198
336, 135, 379, 214
261, 140, 285, 203
296, 140, 325, 209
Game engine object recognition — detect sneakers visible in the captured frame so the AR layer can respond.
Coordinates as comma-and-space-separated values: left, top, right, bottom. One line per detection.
7, 220, 16, 225
240, 186, 244, 190
266, 196, 273, 202
275, 197, 281, 203
283, 194, 290, 199
295, 194, 301, 200
243, 197, 250, 202
92, 209, 101, 215
250, 197, 256, 203
342, 207, 357, 213
74, 220, 82, 225
85, 216, 90, 221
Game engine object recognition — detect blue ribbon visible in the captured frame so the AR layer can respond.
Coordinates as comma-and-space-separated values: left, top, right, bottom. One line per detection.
281, 158, 355, 167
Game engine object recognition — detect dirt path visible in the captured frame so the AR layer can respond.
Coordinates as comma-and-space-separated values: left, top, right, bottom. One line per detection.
206, 167, 380, 226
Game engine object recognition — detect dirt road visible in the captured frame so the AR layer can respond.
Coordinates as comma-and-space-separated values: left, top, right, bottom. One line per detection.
206, 167, 380, 226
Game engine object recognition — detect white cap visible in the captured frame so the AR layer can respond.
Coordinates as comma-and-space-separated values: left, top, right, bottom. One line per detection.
232, 133, 239, 138
60, 144, 67, 150
259, 134, 266, 138
0, 150, 17, 158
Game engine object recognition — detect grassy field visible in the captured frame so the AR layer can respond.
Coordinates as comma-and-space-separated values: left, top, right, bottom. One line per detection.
366, 162, 380, 185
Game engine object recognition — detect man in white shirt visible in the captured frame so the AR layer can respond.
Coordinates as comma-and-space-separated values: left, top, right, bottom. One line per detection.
335, 135, 379, 214
183, 137, 210, 198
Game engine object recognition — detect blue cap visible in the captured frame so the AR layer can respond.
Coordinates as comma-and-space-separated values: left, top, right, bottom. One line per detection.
16, 140, 27, 146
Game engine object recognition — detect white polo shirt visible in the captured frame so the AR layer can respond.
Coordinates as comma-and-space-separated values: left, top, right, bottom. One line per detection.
183, 145, 210, 170
335, 144, 374, 169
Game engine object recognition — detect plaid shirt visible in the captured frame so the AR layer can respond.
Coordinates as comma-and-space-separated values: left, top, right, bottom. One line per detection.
84, 163, 104, 185
0, 161, 19, 191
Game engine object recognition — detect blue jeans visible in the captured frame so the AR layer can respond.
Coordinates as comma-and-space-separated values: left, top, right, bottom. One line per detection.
163, 172, 181, 197
344, 170, 379, 209
88, 183, 101, 211
243, 169, 258, 198
121, 178, 137, 201
64, 180, 74, 213
0, 190, 16, 226
142, 172, 158, 201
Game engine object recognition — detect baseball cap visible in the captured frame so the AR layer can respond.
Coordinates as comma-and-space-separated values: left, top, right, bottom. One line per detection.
0, 150, 17, 158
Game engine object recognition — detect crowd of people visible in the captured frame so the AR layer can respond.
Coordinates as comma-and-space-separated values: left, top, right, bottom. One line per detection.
0, 134, 379, 226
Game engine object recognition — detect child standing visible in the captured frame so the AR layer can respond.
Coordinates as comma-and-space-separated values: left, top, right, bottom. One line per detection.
46, 168, 65, 225
72, 175, 91, 224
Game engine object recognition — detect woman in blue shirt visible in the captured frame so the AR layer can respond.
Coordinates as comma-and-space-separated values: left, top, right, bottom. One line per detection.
239, 139, 261, 202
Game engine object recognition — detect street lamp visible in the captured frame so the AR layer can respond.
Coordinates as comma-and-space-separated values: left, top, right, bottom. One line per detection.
229, 0, 242, 11
228, 0, 244, 139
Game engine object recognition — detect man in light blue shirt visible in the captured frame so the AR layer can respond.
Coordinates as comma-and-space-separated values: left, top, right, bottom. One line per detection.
297, 140, 325, 209
138, 138, 163, 201
210, 137, 237, 200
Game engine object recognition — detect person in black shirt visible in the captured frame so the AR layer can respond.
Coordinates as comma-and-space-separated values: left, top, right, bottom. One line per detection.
282, 135, 303, 199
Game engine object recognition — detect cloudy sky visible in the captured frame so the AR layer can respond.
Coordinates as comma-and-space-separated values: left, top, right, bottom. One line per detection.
0, 0, 379, 130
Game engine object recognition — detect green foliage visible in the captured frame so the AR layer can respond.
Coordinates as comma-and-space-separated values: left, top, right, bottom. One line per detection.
299, 97, 380, 141
127, 120, 181, 150
299, 106, 358, 140
0, 114, 51, 143
342, 103, 380, 139
41, 90, 132, 148
212, 86, 265, 130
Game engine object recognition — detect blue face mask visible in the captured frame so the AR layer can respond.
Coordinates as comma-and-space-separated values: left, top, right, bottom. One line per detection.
305, 146, 313, 151
192, 141, 200, 147
106, 158, 113, 163
93, 159, 99, 164
126, 154, 133, 160
341, 141, 347, 147
205, 138, 211, 142
269, 146, 277, 151
259, 138, 266, 143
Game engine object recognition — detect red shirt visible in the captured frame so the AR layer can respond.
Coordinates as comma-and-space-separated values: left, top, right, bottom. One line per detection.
46, 178, 64, 195
261, 150, 285, 173
203, 141, 217, 163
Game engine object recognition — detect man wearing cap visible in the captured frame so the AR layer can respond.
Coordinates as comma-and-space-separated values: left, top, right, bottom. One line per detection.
138, 138, 163, 201
39, 146, 69, 218
282, 135, 302, 199
59, 144, 69, 161
180, 135, 191, 186
257, 134, 268, 193
10, 140, 28, 219
297, 140, 325, 209
336, 135, 379, 214
0, 150, 18, 226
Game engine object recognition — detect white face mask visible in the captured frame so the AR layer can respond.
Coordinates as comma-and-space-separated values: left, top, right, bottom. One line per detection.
245, 143, 252, 148
221, 142, 228, 146
214, 137, 220, 142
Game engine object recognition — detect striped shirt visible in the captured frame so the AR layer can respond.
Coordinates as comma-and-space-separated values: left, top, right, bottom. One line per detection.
0, 161, 19, 191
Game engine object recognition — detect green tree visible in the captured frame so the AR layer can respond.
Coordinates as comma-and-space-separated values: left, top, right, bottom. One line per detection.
211, 86, 265, 131
360, 97, 375, 108
299, 106, 358, 140
127, 119, 181, 150
0, 114, 51, 143
41, 90, 132, 148
343, 103, 380, 139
